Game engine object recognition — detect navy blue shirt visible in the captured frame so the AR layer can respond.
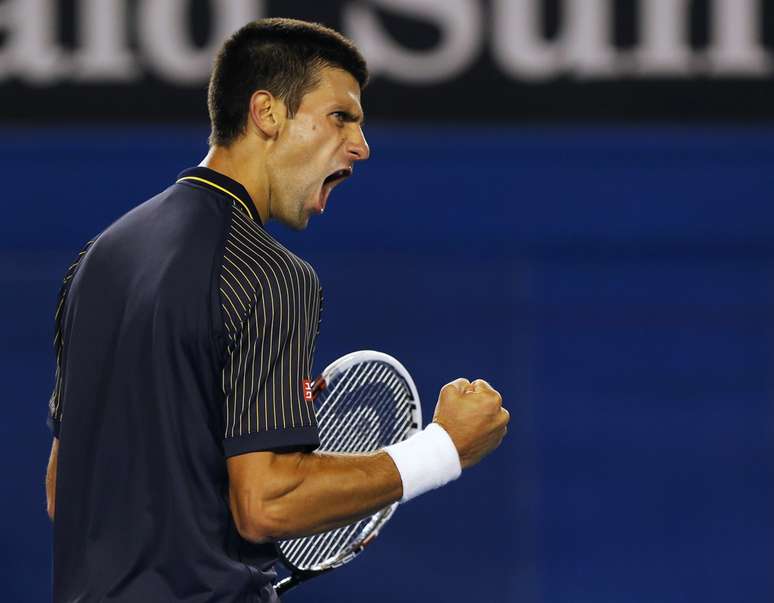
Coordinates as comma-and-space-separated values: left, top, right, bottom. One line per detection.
48, 167, 322, 602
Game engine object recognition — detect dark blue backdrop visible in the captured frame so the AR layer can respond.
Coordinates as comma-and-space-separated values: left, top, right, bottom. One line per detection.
2, 126, 772, 602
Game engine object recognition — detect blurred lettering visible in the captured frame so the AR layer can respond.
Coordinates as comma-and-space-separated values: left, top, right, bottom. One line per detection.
492, 0, 618, 80
73, 0, 138, 81
0, 0, 770, 87
137, 0, 263, 84
636, 0, 694, 74
343, 0, 482, 84
0, 0, 68, 83
637, 0, 768, 75
708, 0, 768, 74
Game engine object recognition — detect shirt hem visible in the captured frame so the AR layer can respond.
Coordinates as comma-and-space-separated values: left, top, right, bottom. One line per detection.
223, 426, 320, 458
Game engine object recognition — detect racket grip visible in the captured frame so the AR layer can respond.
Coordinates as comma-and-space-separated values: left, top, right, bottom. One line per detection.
275, 574, 301, 595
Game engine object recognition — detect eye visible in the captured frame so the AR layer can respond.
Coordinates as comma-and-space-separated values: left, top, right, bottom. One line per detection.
331, 111, 347, 124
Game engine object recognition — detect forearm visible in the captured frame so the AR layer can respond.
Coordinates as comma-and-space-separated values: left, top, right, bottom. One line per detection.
229, 450, 402, 542
46, 437, 59, 521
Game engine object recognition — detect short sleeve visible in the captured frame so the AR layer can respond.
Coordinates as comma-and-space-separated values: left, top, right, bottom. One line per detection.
48, 241, 94, 436
219, 207, 322, 457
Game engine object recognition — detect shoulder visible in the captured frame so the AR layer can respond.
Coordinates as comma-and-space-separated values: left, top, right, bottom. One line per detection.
223, 207, 320, 294
89, 183, 232, 269
105, 182, 232, 242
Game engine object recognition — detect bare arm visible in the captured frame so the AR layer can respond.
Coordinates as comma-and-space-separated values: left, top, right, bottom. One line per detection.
46, 437, 59, 521
227, 449, 402, 543
227, 378, 509, 544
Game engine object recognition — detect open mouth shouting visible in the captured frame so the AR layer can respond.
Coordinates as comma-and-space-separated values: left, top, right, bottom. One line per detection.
317, 167, 353, 213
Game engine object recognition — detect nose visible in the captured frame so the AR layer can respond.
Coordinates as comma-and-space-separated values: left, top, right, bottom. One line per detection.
346, 126, 370, 162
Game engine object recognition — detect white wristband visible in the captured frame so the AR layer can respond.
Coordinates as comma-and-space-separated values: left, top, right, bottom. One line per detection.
384, 422, 462, 503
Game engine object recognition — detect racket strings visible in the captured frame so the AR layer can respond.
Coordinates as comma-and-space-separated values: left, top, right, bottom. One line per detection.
320, 368, 414, 451
290, 515, 365, 569
316, 362, 387, 441
279, 360, 416, 571
322, 374, 406, 451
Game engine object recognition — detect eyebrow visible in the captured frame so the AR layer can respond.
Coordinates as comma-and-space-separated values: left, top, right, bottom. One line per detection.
338, 110, 365, 127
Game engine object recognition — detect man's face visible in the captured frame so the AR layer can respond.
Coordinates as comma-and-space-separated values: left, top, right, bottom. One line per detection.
266, 66, 370, 230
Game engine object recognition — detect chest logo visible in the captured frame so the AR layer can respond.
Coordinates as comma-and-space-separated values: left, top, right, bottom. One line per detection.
302, 380, 313, 402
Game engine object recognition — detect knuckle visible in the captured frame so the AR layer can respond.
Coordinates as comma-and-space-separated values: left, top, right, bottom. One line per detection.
476, 379, 499, 397
447, 378, 470, 391
440, 381, 459, 395
485, 391, 502, 409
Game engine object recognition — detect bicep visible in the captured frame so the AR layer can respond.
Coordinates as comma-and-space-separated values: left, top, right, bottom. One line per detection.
226, 450, 305, 543
227, 450, 275, 496
227, 450, 304, 507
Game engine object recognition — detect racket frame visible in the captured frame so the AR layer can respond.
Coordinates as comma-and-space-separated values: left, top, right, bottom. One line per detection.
274, 350, 422, 595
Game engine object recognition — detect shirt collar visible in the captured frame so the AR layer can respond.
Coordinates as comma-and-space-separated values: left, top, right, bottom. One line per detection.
176, 166, 261, 224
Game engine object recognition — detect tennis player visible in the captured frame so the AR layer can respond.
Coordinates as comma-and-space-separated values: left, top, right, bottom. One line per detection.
45, 18, 509, 602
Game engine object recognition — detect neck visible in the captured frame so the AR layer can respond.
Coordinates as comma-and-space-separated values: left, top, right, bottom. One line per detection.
200, 144, 269, 223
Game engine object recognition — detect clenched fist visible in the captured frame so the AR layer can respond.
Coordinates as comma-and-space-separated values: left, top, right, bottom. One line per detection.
432, 378, 509, 470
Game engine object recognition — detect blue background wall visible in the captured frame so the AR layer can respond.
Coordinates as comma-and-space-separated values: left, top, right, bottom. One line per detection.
2, 126, 772, 602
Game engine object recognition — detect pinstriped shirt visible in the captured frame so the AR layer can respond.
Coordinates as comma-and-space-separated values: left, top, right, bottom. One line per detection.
209, 174, 322, 455
47, 166, 321, 602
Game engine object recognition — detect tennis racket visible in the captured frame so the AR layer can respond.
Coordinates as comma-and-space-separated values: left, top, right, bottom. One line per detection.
274, 350, 422, 596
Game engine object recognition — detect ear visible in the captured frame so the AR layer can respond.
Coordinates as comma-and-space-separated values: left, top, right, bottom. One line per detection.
248, 90, 284, 139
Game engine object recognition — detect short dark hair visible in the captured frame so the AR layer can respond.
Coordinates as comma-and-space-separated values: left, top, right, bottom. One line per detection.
207, 18, 369, 147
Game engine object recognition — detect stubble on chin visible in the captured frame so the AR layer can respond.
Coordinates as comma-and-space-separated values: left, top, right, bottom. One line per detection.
278, 205, 309, 231
292, 196, 312, 230
294, 208, 311, 231
268, 189, 309, 231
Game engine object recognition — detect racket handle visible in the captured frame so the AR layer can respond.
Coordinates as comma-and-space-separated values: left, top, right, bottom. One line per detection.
275, 574, 301, 595
275, 567, 329, 596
